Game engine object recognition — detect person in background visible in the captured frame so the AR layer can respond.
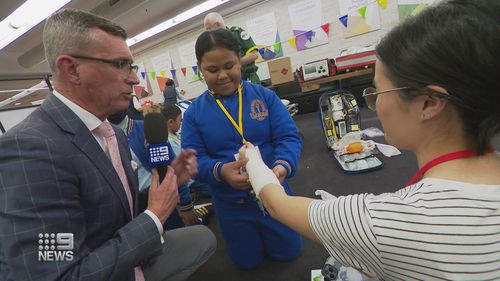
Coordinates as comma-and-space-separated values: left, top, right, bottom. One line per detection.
163, 79, 189, 106
182, 28, 302, 269
0, 8, 215, 281
162, 105, 213, 221
203, 12, 260, 84
128, 92, 144, 120
108, 109, 199, 228
240, 0, 500, 279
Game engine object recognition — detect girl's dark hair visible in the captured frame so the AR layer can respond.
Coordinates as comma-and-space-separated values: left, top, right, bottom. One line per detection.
195, 29, 240, 62
161, 104, 181, 121
376, 0, 500, 154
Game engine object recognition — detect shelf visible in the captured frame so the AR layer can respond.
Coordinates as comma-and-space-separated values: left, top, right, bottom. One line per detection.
300, 68, 374, 92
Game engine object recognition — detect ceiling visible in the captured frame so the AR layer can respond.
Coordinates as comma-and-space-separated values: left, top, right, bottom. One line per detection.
0, 0, 263, 79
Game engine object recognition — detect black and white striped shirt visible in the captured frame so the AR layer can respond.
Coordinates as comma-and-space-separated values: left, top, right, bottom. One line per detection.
308, 178, 500, 280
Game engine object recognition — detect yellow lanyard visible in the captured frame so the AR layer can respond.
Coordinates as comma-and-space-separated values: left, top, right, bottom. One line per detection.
169, 132, 180, 144
212, 83, 246, 144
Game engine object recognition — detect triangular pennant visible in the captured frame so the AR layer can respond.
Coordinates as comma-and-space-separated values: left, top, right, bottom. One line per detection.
377, 0, 387, 9
141, 71, 146, 80
181, 67, 187, 76
273, 43, 281, 54
339, 15, 348, 27
160, 70, 166, 77
288, 37, 297, 49
156, 76, 168, 92
321, 23, 330, 35
258, 48, 265, 57
358, 6, 367, 18
150, 71, 156, 80
170, 69, 176, 79
192, 65, 198, 74
304, 30, 313, 41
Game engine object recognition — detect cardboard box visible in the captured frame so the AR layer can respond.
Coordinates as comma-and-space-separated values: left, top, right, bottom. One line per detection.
267, 57, 294, 85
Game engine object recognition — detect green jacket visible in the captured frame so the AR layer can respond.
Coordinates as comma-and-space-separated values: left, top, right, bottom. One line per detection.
229, 26, 259, 76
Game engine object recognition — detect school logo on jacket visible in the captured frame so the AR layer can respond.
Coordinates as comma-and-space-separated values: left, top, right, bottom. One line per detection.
250, 99, 268, 121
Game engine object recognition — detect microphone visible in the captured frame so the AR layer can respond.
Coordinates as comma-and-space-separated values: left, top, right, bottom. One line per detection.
143, 112, 174, 180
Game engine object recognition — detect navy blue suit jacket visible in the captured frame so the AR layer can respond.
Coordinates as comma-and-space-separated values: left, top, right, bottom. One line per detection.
0, 93, 161, 281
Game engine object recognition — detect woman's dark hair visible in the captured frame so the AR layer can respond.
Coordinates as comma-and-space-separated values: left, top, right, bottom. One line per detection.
376, 0, 500, 154
165, 79, 174, 86
195, 29, 240, 62
161, 104, 182, 122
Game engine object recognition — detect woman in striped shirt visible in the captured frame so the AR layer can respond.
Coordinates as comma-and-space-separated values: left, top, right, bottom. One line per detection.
241, 0, 500, 280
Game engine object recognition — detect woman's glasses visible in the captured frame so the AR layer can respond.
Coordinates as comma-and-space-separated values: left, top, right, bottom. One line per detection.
362, 87, 409, 111
362, 86, 453, 111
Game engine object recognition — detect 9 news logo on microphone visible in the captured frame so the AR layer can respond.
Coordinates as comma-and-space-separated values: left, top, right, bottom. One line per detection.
147, 142, 173, 168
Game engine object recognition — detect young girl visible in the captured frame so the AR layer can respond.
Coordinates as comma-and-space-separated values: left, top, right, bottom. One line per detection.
181, 28, 302, 269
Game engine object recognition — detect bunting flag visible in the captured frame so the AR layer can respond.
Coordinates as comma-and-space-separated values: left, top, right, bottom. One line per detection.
258, 48, 265, 57
142, 20, 343, 76
339, 15, 348, 27
304, 30, 313, 42
273, 43, 281, 53
288, 36, 296, 49
377, 0, 387, 9
358, 6, 367, 18
156, 76, 169, 92
321, 23, 330, 35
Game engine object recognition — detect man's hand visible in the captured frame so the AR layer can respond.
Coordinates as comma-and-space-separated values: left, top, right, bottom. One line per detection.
241, 50, 258, 65
147, 168, 179, 224
170, 149, 198, 186
180, 209, 198, 226
273, 165, 287, 183
221, 160, 249, 190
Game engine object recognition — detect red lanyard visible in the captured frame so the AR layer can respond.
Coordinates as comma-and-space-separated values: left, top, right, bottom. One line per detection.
406, 147, 495, 186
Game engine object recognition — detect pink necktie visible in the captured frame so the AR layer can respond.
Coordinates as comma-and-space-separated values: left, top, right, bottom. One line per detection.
93, 122, 146, 281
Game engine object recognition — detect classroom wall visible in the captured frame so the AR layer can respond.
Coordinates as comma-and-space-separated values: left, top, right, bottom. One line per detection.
1, 0, 403, 130
133, 0, 401, 103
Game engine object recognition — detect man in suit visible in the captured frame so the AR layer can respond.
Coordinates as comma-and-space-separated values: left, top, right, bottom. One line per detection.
0, 8, 215, 281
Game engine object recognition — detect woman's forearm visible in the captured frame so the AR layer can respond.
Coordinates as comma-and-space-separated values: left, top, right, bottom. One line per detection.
260, 185, 319, 242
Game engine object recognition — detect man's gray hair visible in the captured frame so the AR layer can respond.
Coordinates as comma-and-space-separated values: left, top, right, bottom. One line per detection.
43, 8, 127, 76
203, 12, 225, 29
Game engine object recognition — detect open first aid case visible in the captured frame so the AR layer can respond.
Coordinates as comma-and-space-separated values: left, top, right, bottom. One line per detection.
318, 90, 382, 174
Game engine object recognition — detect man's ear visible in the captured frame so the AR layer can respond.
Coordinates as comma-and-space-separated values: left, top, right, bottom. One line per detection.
420, 85, 450, 120
56, 55, 81, 84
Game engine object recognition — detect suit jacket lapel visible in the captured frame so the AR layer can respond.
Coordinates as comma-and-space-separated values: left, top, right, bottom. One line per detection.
116, 130, 139, 214
42, 93, 133, 220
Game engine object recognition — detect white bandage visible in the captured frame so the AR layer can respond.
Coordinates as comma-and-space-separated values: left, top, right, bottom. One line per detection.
245, 147, 282, 198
